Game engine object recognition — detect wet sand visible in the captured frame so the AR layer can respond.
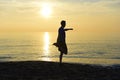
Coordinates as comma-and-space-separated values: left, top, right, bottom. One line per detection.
0, 61, 120, 80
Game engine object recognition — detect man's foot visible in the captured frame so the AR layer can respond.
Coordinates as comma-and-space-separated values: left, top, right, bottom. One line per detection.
53, 43, 59, 47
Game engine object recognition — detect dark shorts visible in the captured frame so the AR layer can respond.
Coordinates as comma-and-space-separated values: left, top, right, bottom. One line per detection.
58, 43, 68, 54
53, 42, 68, 54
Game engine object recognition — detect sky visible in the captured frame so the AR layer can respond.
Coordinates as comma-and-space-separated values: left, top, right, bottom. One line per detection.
0, 0, 120, 32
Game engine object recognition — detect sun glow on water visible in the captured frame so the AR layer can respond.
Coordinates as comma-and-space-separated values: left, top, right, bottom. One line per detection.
41, 32, 52, 61
43, 32, 50, 54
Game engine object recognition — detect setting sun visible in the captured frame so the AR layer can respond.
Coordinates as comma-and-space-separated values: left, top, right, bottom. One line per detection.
41, 3, 52, 18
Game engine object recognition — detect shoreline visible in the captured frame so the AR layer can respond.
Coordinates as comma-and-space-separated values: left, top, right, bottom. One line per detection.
0, 61, 120, 80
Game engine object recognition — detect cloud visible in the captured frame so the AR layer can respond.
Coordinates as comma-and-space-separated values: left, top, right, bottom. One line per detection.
55, 0, 100, 3
0, 0, 39, 15
0, 0, 120, 16
106, 0, 120, 9
54, 0, 120, 15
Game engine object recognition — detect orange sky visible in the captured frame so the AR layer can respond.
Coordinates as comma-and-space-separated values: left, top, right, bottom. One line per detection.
0, 0, 120, 33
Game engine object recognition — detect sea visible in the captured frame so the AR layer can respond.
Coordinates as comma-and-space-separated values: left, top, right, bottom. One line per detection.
0, 32, 120, 66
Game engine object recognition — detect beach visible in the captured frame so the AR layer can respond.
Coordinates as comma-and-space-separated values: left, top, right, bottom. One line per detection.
0, 61, 120, 80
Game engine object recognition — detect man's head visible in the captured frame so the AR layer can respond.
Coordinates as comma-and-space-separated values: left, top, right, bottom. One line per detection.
61, 20, 66, 27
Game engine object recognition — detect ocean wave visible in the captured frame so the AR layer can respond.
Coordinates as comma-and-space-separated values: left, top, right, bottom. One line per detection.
0, 56, 13, 59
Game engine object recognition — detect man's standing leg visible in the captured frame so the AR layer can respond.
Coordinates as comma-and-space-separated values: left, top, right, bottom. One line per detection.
60, 53, 63, 65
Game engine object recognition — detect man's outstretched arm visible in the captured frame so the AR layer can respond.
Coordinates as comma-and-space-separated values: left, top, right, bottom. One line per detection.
64, 28, 73, 31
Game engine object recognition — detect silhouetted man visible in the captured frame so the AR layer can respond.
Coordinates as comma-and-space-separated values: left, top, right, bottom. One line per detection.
53, 20, 73, 65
